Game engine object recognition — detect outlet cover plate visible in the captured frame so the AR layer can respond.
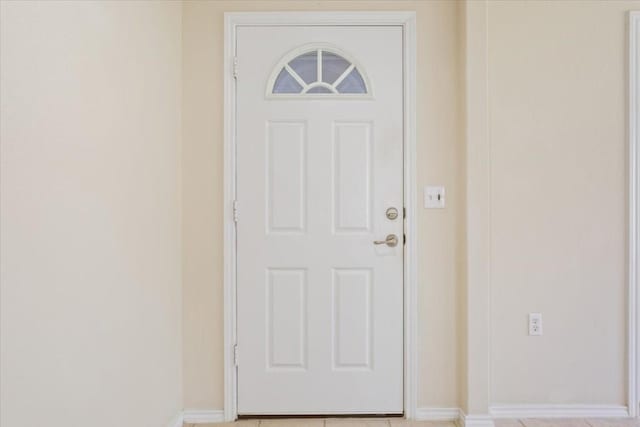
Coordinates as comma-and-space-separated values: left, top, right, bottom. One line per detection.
529, 313, 543, 336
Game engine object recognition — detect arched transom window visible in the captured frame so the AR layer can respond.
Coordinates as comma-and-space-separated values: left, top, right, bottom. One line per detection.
269, 46, 370, 96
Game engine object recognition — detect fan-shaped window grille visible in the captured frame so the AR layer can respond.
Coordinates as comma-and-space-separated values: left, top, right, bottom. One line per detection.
270, 46, 369, 96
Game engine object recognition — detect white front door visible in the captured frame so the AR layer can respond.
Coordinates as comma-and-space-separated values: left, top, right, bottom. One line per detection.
236, 25, 404, 415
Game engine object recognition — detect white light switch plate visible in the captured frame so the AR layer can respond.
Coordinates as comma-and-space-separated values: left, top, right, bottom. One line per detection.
424, 186, 445, 209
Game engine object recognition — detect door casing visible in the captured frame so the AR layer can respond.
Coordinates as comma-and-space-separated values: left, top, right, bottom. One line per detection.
629, 10, 640, 419
223, 11, 418, 421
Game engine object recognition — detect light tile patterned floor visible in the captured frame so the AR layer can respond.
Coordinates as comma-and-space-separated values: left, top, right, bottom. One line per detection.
182, 420, 449, 427
183, 418, 640, 427
500, 420, 640, 427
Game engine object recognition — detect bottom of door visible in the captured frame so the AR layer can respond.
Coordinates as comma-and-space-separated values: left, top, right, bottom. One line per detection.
238, 413, 404, 418
238, 414, 404, 419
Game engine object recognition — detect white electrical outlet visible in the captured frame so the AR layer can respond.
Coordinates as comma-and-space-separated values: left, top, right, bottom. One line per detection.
424, 186, 445, 209
529, 313, 543, 336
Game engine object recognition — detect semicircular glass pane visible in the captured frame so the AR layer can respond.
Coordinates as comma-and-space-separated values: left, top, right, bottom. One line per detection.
288, 51, 318, 84
307, 86, 333, 94
335, 68, 367, 94
321, 51, 351, 84
273, 68, 303, 93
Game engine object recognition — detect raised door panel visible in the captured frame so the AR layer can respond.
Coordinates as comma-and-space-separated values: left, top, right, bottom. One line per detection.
332, 268, 373, 370
332, 122, 372, 234
266, 121, 307, 234
266, 269, 307, 370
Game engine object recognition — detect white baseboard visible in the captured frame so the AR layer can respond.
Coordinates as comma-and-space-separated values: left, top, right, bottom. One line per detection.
183, 409, 226, 423
490, 404, 630, 419
167, 412, 184, 427
415, 408, 494, 427
459, 412, 495, 427
415, 407, 463, 421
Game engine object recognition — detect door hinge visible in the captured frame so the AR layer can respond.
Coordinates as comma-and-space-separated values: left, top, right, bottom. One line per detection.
233, 344, 239, 366
233, 200, 238, 223
403, 207, 406, 218
403, 233, 406, 245
233, 56, 238, 79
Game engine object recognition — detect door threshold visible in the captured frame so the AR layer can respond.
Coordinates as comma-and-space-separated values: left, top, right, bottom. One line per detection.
238, 414, 404, 419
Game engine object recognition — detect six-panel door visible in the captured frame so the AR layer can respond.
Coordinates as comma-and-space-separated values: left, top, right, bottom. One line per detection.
236, 25, 404, 415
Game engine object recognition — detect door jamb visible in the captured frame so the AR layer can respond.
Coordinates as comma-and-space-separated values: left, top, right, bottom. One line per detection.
223, 12, 418, 421
629, 10, 640, 419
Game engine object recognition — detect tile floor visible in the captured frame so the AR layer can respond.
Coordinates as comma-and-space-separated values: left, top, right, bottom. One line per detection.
183, 418, 640, 427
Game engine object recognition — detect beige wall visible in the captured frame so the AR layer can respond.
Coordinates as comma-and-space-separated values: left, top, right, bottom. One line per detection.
487, 0, 636, 405
0, 2, 183, 426
184, 0, 638, 411
181, 0, 465, 411
1, 0, 634, 421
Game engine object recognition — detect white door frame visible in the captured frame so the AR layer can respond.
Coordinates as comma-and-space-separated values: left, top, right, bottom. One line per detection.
223, 11, 417, 422
629, 11, 640, 419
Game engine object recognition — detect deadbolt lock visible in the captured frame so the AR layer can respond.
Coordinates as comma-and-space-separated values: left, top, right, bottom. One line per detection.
386, 207, 399, 220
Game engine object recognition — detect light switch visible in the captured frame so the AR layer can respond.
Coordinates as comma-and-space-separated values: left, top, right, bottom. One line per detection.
424, 186, 445, 209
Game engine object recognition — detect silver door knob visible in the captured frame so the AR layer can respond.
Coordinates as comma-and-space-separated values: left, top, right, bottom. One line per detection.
373, 234, 398, 247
